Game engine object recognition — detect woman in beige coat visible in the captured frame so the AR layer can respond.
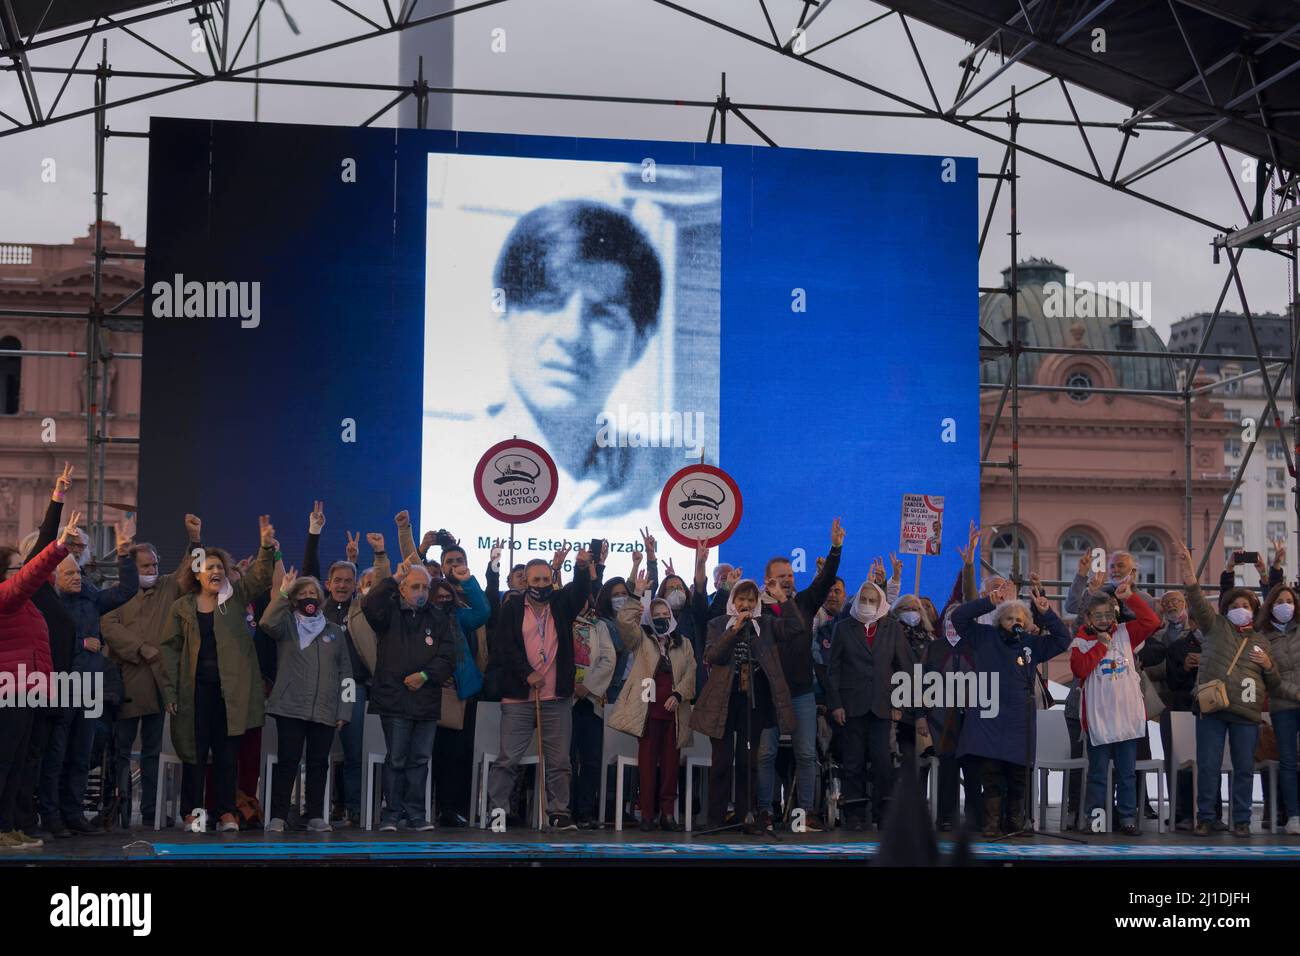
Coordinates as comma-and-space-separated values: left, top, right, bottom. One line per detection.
611, 570, 696, 831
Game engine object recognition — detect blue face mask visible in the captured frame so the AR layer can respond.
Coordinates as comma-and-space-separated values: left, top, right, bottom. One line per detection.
409, 592, 428, 608
899, 610, 922, 627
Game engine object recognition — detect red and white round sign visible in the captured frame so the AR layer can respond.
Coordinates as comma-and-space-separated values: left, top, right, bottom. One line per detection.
473, 439, 558, 524
659, 463, 743, 548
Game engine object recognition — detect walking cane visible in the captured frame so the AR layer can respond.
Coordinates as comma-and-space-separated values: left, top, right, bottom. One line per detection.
534, 689, 550, 831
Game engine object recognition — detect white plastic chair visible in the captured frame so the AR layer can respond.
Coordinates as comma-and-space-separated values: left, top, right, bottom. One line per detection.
261, 717, 336, 824
1035, 709, 1087, 832
362, 713, 387, 830
154, 714, 184, 830
683, 731, 712, 831
1135, 721, 1167, 834
1169, 710, 1198, 826
472, 702, 542, 829
597, 712, 640, 831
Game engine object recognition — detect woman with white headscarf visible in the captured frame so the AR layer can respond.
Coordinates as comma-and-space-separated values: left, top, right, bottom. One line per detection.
611, 570, 697, 831
259, 568, 353, 833
827, 579, 899, 831
691, 578, 795, 834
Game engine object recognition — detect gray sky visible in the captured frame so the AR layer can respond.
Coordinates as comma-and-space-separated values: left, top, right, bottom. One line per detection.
1, 0, 1292, 337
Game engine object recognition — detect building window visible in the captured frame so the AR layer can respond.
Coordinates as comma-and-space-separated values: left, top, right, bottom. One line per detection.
1128, 534, 1164, 589
1268, 521, 1288, 541
1224, 438, 1243, 457
1225, 408, 1242, 423
0, 336, 19, 415
1226, 492, 1243, 508
1269, 467, 1286, 488
1065, 370, 1092, 403
990, 531, 1029, 580
1268, 439, 1286, 460
1225, 520, 1244, 542
1269, 494, 1285, 510
1059, 531, 1094, 583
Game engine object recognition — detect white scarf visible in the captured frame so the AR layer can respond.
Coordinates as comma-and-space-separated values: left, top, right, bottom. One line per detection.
725, 579, 761, 635
641, 592, 677, 637
295, 611, 328, 649
849, 580, 889, 626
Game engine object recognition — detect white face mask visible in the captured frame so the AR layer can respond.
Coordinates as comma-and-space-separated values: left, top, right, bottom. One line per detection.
1227, 606, 1254, 627
666, 591, 687, 610
1273, 603, 1296, 624
139, 573, 158, 589
611, 595, 630, 611
899, 610, 922, 627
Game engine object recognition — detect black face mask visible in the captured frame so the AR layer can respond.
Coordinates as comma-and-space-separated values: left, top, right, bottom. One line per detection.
527, 585, 554, 603
434, 598, 455, 612
294, 597, 319, 616
652, 618, 671, 635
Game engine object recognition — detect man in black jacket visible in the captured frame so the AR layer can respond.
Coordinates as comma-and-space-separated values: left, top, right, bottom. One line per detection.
485, 550, 591, 831
362, 556, 455, 832
754, 517, 845, 833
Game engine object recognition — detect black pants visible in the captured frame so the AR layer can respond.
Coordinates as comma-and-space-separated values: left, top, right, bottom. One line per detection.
0, 706, 35, 831
16, 710, 55, 830
980, 758, 1027, 828
431, 698, 477, 820
568, 697, 603, 820
936, 752, 981, 828
269, 715, 335, 822
709, 691, 760, 825
842, 712, 893, 825
181, 679, 241, 819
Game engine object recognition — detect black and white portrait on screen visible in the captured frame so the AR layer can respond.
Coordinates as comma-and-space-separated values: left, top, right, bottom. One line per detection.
421, 154, 721, 563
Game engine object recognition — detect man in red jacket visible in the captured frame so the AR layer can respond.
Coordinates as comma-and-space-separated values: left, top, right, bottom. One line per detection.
0, 512, 79, 849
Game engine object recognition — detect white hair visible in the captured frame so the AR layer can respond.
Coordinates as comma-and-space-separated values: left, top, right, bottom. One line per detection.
992, 599, 1031, 628
16, 530, 39, 561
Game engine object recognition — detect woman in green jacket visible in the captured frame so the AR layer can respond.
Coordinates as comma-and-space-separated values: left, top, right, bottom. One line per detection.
162, 516, 277, 833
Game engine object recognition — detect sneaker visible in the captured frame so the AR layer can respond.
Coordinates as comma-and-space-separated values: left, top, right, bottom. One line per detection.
1286, 816, 1300, 835
1212, 819, 1230, 832
1232, 821, 1252, 838
8, 831, 43, 849
1120, 822, 1140, 836
332, 815, 352, 829
756, 810, 775, 833
802, 811, 825, 833
307, 818, 332, 832
407, 819, 435, 832
181, 814, 199, 831
218, 814, 240, 833
438, 812, 469, 829
1193, 820, 1212, 836
265, 818, 286, 833
378, 821, 399, 832
550, 814, 578, 831
658, 816, 681, 832
65, 817, 97, 835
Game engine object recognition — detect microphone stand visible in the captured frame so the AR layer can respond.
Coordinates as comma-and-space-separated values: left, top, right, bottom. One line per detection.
992, 626, 1085, 844
694, 621, 781, 842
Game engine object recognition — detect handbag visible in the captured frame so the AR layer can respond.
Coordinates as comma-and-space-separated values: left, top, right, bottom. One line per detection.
1257, 720, 1279, 763
437, 686, 466, 730
452, 630, 483, 700
1195, 635, 1249, 715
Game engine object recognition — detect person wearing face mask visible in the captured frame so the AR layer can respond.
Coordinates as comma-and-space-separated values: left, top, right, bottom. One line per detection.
1173, 542, 1282, 837
827, 580, 899, 832
691, 579, 795, 833
486, 550, 593, 831
612, 572, 696, 831
1070, 581, 1162, 835
657, 539, 713, 704
427, 560, 490, 829
102, 515, 203, 831
1256, 583, 1300, 833
161, 517, 278, 833
47, 518, 138, 837
593, 575, 637, 823
1065, 549, 1159, 618
567, 591, 616, 829
951, 580, 1072, 837
361, 554, 456, 831
260, 569, 353, 833
890, 593, 937, 764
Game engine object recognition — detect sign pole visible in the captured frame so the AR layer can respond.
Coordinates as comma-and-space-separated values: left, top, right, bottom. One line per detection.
914, 554, 923, 596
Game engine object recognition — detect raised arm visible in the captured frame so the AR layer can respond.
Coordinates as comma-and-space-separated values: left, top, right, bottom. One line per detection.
798, 517, 844, 617
234, 516, 278, 607
1174, 541, 1218, 634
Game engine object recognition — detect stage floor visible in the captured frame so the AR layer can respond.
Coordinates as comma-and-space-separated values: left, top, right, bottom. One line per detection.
8, 825, 1300, 864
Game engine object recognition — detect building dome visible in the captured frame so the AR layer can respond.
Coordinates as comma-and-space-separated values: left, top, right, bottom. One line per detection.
980, 259, 1177, 392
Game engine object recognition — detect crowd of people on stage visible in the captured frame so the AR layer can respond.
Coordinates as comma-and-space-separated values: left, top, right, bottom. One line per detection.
3, 463, 1300, 848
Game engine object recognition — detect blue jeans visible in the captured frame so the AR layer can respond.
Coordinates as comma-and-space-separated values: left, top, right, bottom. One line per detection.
380, 717, 436, 825
338, 683, 368, 817
40, 709, 96, 824
756, 691, 817, 814
114, 713, 165, 823
1273, 709, 1300, 819
1196, 713, 1259, 824
1085, 737, 1138, 827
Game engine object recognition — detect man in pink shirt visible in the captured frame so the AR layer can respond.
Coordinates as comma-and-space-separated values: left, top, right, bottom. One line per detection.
487, 551, 592, 831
